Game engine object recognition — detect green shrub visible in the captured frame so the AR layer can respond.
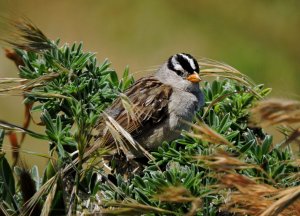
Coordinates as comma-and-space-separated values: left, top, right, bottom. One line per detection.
0, 20, 299, 216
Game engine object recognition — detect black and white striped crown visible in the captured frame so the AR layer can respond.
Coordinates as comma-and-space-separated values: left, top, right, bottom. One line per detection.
167, 53, 199, 76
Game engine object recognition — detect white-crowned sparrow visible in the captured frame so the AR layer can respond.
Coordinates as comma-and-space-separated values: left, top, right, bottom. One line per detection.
92, 53, 204, 158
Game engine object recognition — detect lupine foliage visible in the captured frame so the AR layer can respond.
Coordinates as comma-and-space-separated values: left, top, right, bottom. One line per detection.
0, 21, 299, 215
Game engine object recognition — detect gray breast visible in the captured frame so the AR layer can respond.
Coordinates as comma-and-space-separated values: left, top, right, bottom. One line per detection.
168, 89, 200, 131
134, 88, 200, 156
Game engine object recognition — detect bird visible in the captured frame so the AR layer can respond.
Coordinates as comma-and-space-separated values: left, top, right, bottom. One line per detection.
92, 53, 204, 159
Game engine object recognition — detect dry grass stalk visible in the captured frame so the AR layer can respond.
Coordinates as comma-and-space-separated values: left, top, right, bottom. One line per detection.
198, 58, 241, 75
101, 112, 154, 160
100, 201, 176, 215
40, 182, 57, 216
0, 72, 62, 96
185, 198, 202, 216
154, 186, 202, 216
0, 77, 27, 84
197, 58, 261, 98
4, 18, 53, 51
0, 120, 31, 133
280, 128, 300, 149
251, 99, 300, 127
220, 173, 276, 195
0, 144, 55, 160
99, 186, 201, 215
220, 173, 300, 216
90, 88, 161, 161
154, 186, 197, 203
260, 185, 300, 216
0, 202, 10, 216
119, 93, 142, 128
186, 121, 232, 146
291, 159, 300, 167
195, 151, 259, 172
22, 174, 59, 216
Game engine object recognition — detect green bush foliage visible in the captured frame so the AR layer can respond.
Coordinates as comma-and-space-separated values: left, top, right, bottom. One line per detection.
0, 22, 299, 215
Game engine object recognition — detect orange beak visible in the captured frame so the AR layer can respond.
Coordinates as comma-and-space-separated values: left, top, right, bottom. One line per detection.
187, 72, 201, 83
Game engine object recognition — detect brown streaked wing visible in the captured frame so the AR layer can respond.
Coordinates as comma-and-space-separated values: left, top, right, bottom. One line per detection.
93, 76, 173, 147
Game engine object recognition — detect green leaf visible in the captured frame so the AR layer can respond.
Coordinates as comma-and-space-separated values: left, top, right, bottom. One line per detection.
0, 129, 4, 149
240, 140, 255, 153
211, 80, 219, 97
109, 71, 119, 87
118, 65, 134, 92
43, 161, 56, 184
260, 88, 272, 97
31, 165, 40, 190
225, 130, 239, 140
0, 157, 16, 207
218, 113, 231, 133
134, 188, 151, 205
261, 135, 273, 155
133, 175, 146, 188
272, 163, 286, 180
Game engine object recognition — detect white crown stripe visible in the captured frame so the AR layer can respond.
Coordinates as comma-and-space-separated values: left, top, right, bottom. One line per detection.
179, 53, 196, 71
172, 56, 183, 71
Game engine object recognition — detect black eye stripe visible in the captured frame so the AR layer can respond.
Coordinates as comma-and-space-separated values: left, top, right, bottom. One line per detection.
175, 70, 184, 76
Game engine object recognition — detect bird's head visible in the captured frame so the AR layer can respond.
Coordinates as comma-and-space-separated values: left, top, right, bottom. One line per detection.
167, 53, 201, 83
